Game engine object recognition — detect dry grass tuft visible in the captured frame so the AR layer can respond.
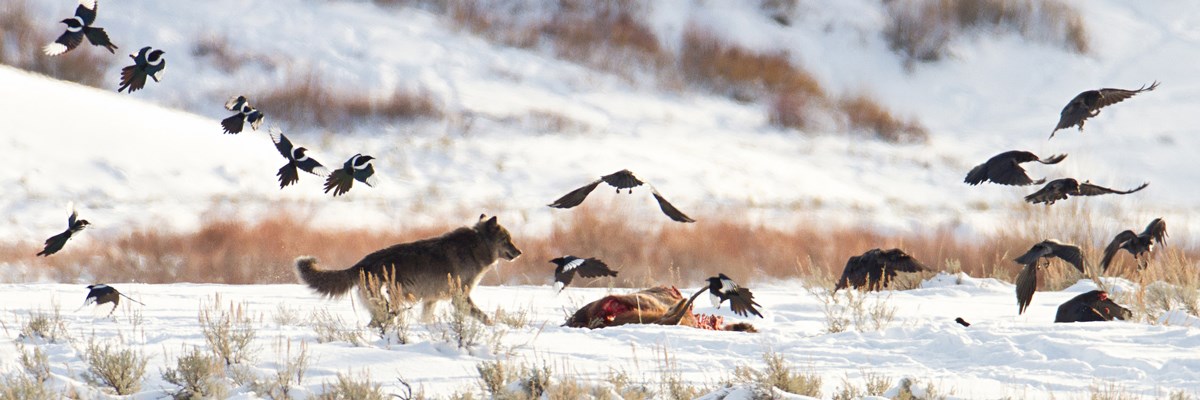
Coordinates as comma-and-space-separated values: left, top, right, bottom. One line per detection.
259, 71, 443, 130
840, 94, 928, 143
310, 309, 368, 346
319, 370, 386, 400
162, 346, 227, 400
540, 0, 669, 72
192, 34, 280, 73
80, 338, 149, 395
417, 1, 928, 142
0, 0, 112, 87
680, 26, 825, 104
730, 351, 822, 397
16, 306, 70, 344
884, 0, 1089, 66
199, 296, 259, 367
681, 26, 926, 142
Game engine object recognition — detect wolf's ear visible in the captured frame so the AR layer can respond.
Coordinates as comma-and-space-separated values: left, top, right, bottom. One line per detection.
478, 213, 488, 222
483, 216, 499, 231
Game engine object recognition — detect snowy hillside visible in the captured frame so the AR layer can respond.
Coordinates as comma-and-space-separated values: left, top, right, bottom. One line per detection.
4, 0, 1200, 246
1, 278, 1198, 398
4, 1, 1200, 397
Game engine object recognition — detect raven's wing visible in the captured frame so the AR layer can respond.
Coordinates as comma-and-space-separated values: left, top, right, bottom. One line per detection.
600, 170, 644, 190
1075, 182, 1149, 196
651, 191, 695, 223
1143, 218, 1168, 246
834, 256, 868, 291
963, 161, 989, 185
989, 158, 1036, 186
1024, 182, 1067, 205
1052, 93, 1092, 135
1015, 262, 1037, 315
1013, 242, 1051, 265
1100, 230, 1137, 272
1049, 242, 1087, 274
881, 248, 928, 272
1093, 82, 1159, 110
1037, 153, 1068, 164
548, 179, 601, 208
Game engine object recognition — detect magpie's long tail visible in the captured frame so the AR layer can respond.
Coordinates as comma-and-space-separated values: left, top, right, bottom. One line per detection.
119, 292, 145, 306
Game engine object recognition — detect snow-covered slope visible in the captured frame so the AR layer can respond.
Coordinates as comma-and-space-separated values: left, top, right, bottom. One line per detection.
6, 0, 1199, 246
0, 279, 1197, 398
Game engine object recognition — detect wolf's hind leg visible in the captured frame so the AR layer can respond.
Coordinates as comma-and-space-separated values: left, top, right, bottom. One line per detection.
358, 282, 391, 328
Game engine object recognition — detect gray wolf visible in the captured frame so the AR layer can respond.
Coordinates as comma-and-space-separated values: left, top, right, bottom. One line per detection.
295, 214, 521, 324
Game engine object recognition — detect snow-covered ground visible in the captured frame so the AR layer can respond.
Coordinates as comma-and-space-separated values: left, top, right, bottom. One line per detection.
5, 1, 1200, 398
1, 278, 1197, 398
5, 0, 1200, 245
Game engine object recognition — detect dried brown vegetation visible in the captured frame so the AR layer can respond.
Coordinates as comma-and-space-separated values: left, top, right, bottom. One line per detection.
192, 34, 280, 73
12, 202, 1194, 292
884, 0, 1089, 66
423, 1, 927, 142
259, 71, 443, 130
18, 210, 454, 284
539, 0, 669, 72
0, 0, 112, 87
680, 27, 825, 103
680, 26, 926, 142
840, 94, 928, 143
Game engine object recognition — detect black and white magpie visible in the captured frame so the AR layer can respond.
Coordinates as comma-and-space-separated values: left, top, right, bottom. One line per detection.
36, 206, 89, 257
221, 96, 265, 134
270, 127, 328, 189
550, 256, 618, 292
706, 273, 763, 318
323, 154, 377, 196
43, 0, 117, 56
82, 284, 144, 316
548, 169, 695, 223
118, 46, 166, 93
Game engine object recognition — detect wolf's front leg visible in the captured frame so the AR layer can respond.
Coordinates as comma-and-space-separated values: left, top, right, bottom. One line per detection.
466, 297, 494, 325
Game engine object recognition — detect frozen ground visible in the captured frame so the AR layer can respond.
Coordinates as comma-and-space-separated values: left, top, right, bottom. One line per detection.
0, 277, 1197, 398
4, 0, 1200, 246
4, 1, 1200, 397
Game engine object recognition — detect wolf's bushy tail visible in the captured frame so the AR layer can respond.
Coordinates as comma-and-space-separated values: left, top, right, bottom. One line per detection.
294, 256, 360, 297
